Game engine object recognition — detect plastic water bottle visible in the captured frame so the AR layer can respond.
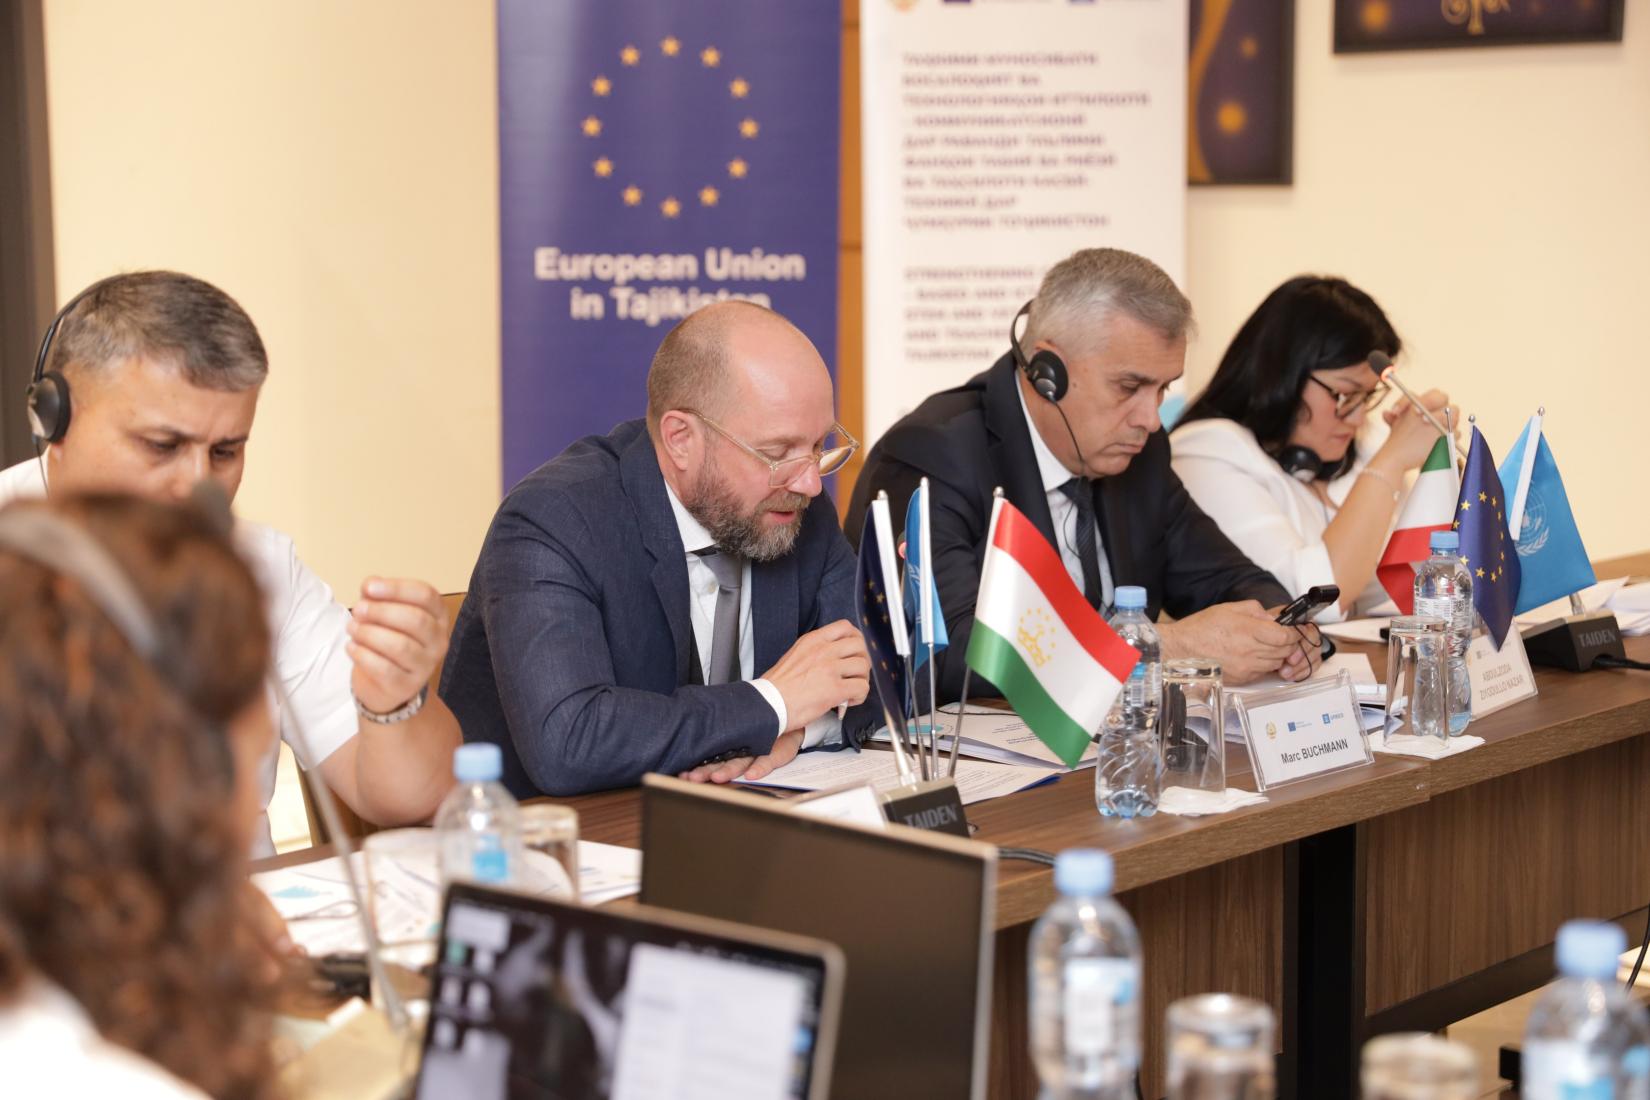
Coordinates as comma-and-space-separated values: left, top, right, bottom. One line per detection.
1029, 849, 1142, 1100
435, 744, 521, 887
1413, 531, 1474, 734
1097, 586, 1161, 818
1522, 920, 1650, 1100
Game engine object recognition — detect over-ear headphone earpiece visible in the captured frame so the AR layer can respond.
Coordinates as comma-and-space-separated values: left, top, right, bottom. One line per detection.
1272, 444, 1335, 484
1009, 300, 1069, 404
26, 277, 115, 448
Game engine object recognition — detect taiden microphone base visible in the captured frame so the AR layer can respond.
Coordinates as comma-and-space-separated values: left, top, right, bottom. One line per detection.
1523, 611, 1627, 672
880, 777, 969, 837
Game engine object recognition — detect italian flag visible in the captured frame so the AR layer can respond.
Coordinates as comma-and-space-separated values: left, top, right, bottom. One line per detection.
1376, 437, 1457, 614
965, 496, 1141, 767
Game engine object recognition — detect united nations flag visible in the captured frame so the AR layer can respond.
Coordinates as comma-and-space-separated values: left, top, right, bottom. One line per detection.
1498, 414, 1595, 615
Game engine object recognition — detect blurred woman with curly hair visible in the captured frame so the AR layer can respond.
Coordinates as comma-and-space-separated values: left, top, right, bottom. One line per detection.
0, 493, 279, 1099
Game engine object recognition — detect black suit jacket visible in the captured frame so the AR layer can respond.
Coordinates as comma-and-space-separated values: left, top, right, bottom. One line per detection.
442, 419, 877, 798
845, 355, 1290, 703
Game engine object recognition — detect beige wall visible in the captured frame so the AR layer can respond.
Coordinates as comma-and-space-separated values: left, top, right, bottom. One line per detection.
42, 0, 1650, 604
43, 0, 501, 597
1185, 0, 1650, 560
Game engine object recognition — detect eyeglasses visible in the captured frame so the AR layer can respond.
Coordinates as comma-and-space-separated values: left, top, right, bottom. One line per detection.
689, 411, 860, 487
1308, 375, 1389, 420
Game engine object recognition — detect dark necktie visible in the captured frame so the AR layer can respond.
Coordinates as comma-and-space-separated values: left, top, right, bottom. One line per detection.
694, 548, 744, 685
1058, 477, 1104, 609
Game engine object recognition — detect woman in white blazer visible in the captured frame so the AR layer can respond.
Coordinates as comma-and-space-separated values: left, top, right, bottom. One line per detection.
1171, 276, 1457, 621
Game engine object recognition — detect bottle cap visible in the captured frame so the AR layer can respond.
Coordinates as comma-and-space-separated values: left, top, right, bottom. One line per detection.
1556, 920, 1626, 980
454, 743, 504, 783
1115, 586, 1147, 611
1054, 848, 1114, 897
1429, 530, 1460, 552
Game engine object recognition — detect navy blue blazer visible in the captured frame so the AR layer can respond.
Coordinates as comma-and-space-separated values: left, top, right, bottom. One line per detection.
441, 419, 874, 798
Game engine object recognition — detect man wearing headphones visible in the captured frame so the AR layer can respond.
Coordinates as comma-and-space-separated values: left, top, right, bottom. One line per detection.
1, 271, 460, 856
846, 247, 1316, 702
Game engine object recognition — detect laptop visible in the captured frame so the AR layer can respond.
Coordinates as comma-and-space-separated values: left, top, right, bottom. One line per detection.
415, 882, 844, 1100
639, 775, 998, 1100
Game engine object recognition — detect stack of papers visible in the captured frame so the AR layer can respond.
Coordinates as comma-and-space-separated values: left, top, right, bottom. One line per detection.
1226, 652, 1381, 701
253, 837, 642, 956
1516, 577, 1650, 637
870, 709, 1097, 770
736, 747, 1062, 806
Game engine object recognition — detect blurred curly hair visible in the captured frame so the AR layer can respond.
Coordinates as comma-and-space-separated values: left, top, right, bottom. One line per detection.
0, 493, 276, 1098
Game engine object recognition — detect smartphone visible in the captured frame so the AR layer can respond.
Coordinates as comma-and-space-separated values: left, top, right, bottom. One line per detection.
1275, 584, 1340, 626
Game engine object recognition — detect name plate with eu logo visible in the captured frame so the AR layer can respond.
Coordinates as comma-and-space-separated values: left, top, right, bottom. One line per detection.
1229, 671, 1373, 792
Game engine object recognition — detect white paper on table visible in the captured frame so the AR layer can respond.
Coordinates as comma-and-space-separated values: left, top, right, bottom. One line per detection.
870, 710, 1097, 770
1156, 786, 1268, 817
1371, 733, 1484, 759
1319, 617, 1390, 644
253, 838, 642, 956
1515, 578, 1650, 637
737, 747, 1062, 806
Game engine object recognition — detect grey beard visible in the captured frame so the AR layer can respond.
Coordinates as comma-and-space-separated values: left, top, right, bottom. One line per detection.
686, 466, 808, 563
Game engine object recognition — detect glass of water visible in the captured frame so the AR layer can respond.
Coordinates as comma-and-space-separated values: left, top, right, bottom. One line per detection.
1384, 616, 1450, 748
1360, 1032, 1478, 1099
516, 803, 580, 902
1161, 659, 1225, 794
1165, 993, 1276, 1100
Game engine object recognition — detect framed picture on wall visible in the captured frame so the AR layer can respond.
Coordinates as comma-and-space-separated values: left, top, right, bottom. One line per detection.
1188, 0, 1294, 186
1334, 0, 1625, 54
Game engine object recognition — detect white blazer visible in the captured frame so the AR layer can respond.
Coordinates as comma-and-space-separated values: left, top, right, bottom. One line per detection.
1169, 417, 1397, 622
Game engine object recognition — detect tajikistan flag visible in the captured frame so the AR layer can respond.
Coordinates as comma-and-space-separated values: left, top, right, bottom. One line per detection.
1376, 437, 1457, 614
965, 495, 1141, 767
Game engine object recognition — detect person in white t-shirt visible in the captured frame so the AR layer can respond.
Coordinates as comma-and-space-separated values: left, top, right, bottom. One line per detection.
0, 494, 282, 1099
5, 271, 461, 856
1171, 275, 1459, 622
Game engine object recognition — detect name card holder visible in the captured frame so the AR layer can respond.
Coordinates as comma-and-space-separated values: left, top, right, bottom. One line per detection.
1468, 625, 1538, 720
1229, 670, 1374, 792
879, 777, 969, 836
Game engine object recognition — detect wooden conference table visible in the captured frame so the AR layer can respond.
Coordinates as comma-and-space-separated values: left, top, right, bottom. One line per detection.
267, 554, 1650, 1098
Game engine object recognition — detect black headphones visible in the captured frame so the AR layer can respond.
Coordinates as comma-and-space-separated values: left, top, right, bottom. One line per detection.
1271, 444, 1336, 484
1009, 300, 1069, 403
26, 278, 113, 446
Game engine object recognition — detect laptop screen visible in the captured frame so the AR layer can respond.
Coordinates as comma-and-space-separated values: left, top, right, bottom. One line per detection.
416, 883, 840, 1100
639, 776, 997, 1100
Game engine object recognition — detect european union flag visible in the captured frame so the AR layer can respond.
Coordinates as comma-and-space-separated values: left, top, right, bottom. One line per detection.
1455, 426, 1522, 648
903, 482, 950, 670
856, 509, 910, 729
1498, 416, 1595, 615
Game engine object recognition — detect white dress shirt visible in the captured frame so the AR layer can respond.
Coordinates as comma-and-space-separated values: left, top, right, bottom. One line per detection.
0, 979, 209, 1099
1017, 380, 1115, 608
664, 484, 839, 749
0, 459, 359, 856
1168, 418, 1398, 622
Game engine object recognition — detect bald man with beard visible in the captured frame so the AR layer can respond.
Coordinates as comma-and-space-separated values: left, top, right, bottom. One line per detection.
442, 302, 876, 797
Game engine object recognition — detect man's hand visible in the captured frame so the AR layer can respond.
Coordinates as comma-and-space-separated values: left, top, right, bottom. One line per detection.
678, 729, 806, 786
1159, 600, 1307, 685
761, 619, 870, 730
347, 577, 450, 713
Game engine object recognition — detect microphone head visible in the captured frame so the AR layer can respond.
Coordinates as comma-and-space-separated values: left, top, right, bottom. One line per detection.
1368, 350, 1393, 377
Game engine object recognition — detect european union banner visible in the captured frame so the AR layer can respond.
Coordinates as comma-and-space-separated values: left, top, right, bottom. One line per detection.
856, 517, 911, 729
903, 485, 950, 670
497, 0, 840, 488
1454, 427, 1522, 648
1498, 417, 1595, 615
